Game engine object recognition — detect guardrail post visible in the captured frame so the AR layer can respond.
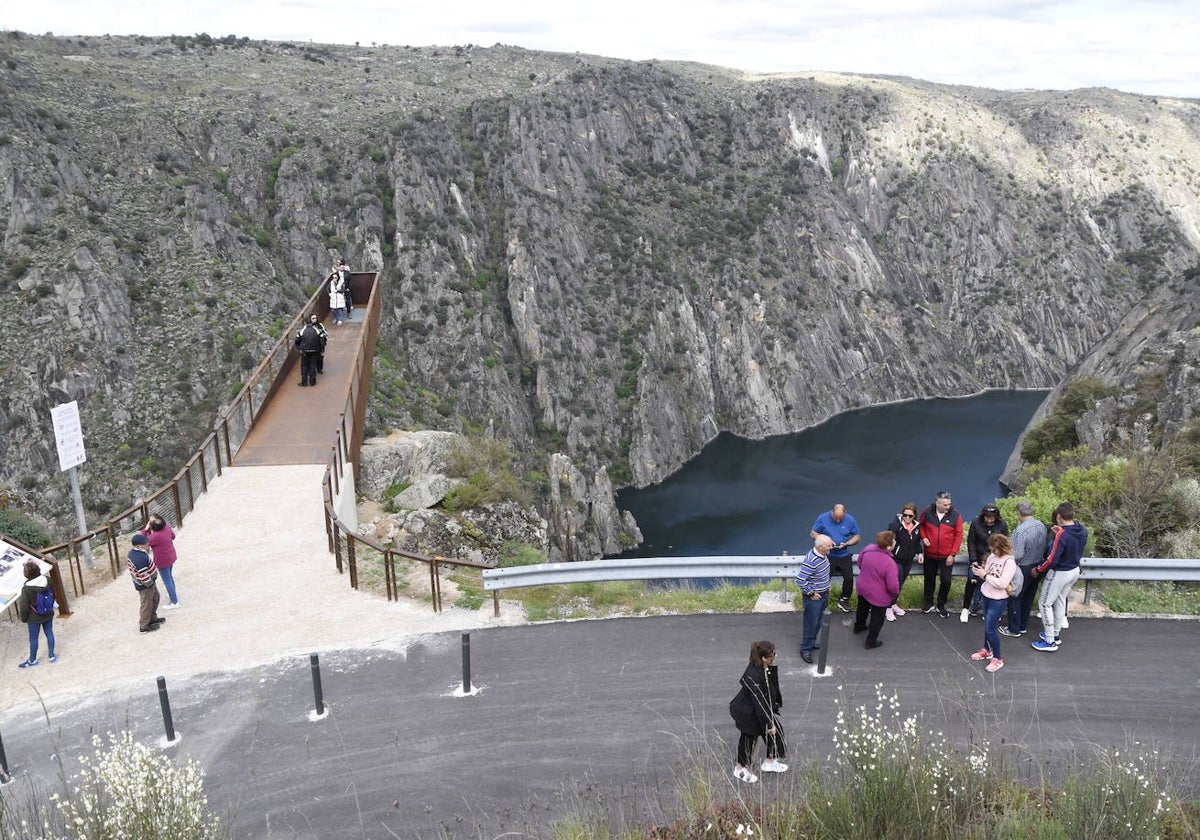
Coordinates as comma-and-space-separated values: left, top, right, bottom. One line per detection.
347, 536, 358, 590
310, 653, 325, 716
1083, 580, 1092, 606
492, 591, 499, 618
156, 676, 178, 744
816, 609, 833, 675
461, 631, 472, 693
779, 550, 789, 602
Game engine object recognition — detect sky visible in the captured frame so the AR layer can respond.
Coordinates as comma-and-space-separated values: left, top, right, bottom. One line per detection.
4, 0, 1197, 98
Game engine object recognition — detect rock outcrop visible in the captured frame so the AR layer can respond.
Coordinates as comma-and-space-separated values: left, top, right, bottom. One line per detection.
357, 431, 551, 565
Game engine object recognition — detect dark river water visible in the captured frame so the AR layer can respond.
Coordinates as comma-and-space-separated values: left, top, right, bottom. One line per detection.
614, 390, 1048, 558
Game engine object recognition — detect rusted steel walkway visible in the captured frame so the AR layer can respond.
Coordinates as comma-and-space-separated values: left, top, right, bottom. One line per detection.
234, 308, 363, 466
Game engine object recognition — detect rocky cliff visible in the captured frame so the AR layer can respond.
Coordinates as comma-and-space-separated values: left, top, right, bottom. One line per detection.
1, 33, 1198, 558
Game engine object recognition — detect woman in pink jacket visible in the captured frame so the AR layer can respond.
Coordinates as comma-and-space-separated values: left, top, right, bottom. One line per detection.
853, 531, 900, 650
970, 533, 1017, 672
142, 514, 180, 609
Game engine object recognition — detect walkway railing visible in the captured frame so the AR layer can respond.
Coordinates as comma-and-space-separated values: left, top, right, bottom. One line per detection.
316, 276, 494, 614
39, 278, 347, 597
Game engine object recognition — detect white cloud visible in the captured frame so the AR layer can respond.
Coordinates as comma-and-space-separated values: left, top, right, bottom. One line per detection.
2, 0, 1196, 96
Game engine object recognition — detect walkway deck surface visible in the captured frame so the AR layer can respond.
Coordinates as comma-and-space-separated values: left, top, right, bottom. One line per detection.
234, 308, 362, 466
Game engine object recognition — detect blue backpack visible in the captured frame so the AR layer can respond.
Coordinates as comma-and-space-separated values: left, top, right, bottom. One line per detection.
32, 588, 55, 616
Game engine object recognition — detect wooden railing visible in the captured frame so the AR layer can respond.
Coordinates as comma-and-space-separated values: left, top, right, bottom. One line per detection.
37, 269, 488, 615
317, 277, 496, 614
40, 278, 344, 596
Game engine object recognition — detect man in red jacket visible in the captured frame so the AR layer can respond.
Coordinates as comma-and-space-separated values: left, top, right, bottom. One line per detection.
918, 491, 964, 618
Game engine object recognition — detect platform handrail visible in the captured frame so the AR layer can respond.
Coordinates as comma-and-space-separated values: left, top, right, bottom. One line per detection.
41, 275, 352, 594
317, 275, 489, 614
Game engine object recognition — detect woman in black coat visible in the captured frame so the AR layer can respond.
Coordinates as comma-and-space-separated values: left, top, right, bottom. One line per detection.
886, 501, 925, 620
728, 639, 787, 783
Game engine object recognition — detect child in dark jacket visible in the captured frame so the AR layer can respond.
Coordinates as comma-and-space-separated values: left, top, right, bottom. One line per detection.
16, 560, 56, 667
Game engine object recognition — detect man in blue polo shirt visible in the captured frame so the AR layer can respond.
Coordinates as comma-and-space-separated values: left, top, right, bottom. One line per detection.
810, 503, 861, 612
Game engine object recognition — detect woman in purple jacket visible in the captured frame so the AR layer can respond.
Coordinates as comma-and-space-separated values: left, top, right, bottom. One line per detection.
853, 531, 901, 650
142, 514, 180, 609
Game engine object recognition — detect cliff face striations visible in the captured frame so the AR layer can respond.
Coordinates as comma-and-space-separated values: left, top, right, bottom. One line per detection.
1, 34, 1198, 559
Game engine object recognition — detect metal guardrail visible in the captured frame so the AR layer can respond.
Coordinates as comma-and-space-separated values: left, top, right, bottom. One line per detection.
483, 554, 1200, 600
1077, 557, 1200, 605
483, 555, 804, 591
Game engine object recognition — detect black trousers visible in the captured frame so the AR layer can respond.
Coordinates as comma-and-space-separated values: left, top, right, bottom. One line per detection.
854, 597, 887, 645
300, 352, 320, 385
923, 556, 953, 608
830, 555, 854, 600
736, 723, 785, 766
961, 574, 980, 609
894, 557, 915, 605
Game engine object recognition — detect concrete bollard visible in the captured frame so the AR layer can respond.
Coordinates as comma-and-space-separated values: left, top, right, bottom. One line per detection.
0, 727, 11, 784
461, 630, 472, 693
156, 676, 178, 743
816, 609, 833, 675
310, 653, 325, 716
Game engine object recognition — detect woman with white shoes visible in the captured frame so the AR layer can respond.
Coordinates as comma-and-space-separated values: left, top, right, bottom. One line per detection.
886, 502, 924, 621
729, 640, 788, 783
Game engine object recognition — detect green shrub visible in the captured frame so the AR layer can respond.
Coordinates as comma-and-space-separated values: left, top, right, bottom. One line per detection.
497, 540, 544, 567
1098, 581, 1200, 615
0, 507, 50, 548
1021, 377, 1115, 463
442, 437, 527, 509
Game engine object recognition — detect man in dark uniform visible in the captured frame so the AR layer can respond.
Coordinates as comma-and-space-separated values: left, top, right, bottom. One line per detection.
295, 314, 326, 386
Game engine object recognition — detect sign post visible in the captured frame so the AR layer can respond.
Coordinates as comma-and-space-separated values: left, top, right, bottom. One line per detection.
50, 402, 93, 570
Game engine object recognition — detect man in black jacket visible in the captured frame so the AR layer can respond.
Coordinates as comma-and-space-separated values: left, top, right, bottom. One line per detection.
295, 315, 326, 386
961, 504, 1009, 622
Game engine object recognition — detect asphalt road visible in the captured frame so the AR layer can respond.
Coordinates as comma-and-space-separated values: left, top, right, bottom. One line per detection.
2, 612, 1198, 839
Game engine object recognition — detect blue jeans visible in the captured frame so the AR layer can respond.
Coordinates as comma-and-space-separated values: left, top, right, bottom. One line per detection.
801, 591, 829, 654
28, 619, 55, 661
159, 565, 178, 604
1006, 566, 1037, 631
982, 595, 1006, 659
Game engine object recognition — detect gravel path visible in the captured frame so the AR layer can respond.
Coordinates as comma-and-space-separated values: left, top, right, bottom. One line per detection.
1, 464, 527, 717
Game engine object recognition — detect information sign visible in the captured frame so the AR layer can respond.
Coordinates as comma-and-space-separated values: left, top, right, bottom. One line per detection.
51, 401, 87, 472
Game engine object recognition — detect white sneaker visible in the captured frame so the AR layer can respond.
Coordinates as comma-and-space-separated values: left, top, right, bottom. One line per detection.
893, 606, 906, 617
960, 608, 970, 623
733, 766, 758, 783
162, 602, 180, 610
761, 758, 789, 773
885, 607, 896, 622
1061, 616, 1069, 629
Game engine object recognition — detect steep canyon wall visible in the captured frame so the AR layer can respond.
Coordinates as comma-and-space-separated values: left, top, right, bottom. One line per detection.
1, 35, 1197, 559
